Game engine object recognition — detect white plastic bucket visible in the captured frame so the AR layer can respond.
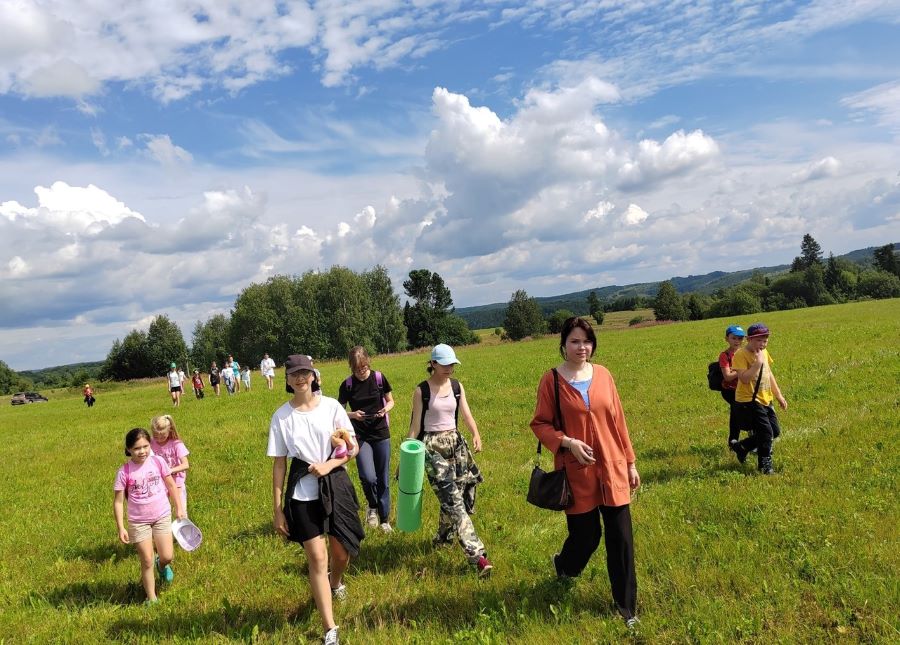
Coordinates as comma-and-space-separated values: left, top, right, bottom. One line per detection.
172, 518, 203, 551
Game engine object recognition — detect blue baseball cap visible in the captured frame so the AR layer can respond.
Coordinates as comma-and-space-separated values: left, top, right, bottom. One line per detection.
430, 344, 461, 365
725, 325, 746, 338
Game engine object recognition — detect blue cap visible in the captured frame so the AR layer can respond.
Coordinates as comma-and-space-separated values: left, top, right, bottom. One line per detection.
430, 344, 461, 365
725, 325, 746, 338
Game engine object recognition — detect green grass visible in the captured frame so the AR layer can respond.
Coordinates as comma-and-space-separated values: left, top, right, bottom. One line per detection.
1, 300, 898, 643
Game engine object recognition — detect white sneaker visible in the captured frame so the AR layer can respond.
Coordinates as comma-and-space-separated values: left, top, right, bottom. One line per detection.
366, 508, 378, 528
331, 584, 347, 602
379, 522, 393, 533
323, 626, 339, 644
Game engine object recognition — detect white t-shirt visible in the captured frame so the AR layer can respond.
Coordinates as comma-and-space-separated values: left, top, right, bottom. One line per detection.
267, 396, 354, 501
167, 371, 181, 388
261, 357, 275, 377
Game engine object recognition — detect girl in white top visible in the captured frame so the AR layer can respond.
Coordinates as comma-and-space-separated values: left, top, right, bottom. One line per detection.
267, 354, 360, 645
166, 363, 182, 407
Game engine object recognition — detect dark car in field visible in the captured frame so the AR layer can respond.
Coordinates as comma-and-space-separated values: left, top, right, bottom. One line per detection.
10, 392, 49, 405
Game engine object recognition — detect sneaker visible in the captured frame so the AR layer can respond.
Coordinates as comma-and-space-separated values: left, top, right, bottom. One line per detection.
625, 616, 640, 630
155, 555, 174, 583
379, 522, 393, 533
323, 626, 339, 645
476, 555, 493, 578
551, 553, 567, 579
732, 443, 748, 464
143, 598, 159, 606
331, 584, 347, 602
366, 508, 378, 528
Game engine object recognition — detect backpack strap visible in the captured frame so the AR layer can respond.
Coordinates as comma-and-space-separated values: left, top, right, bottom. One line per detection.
416, 380, 430, 441
123, 461, 131, 499
375, 371, 389, 425
751, 362, 764, 404
450, 378, 461, 429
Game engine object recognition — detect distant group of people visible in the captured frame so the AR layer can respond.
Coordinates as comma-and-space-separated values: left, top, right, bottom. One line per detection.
164, 353, 281, 406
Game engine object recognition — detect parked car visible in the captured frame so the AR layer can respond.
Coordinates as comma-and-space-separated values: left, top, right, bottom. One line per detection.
10, 392, 49, 405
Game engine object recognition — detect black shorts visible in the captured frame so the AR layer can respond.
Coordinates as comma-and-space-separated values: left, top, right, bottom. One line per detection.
288, 498, 327, 543
170, 386, 182, 393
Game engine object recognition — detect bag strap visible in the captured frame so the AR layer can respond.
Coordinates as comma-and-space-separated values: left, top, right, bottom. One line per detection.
751, 361, 764, 403
536, 368, 565, 456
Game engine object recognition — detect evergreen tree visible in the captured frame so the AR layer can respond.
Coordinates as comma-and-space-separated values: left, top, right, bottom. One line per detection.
586, 291, 604, 324
873, 243, 899, 277
503, 290, 546, 340
799, 233, 823, 269
652, 280, 687, 321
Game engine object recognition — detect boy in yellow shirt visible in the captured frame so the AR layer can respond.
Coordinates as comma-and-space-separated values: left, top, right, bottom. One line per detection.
731, 323, 788, 474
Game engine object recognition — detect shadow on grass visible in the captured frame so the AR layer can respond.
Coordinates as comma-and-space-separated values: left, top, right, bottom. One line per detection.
60, 541, 132, 563
105, 602, 312, 641
41, 580, 143, 607
353, 575, 622, 634
228, 521, 273, 542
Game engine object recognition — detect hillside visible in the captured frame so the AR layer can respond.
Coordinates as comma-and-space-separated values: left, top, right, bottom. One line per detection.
456, 245, 883, 329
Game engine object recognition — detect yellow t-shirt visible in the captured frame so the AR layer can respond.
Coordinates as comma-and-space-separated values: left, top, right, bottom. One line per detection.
733, 348, 774, 406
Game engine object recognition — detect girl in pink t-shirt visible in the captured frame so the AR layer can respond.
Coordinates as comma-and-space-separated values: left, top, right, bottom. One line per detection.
150, 414, 191, 512
113, 428, 186, 603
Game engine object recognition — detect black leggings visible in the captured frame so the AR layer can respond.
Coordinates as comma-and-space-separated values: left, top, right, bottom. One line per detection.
557, 504, 636, 619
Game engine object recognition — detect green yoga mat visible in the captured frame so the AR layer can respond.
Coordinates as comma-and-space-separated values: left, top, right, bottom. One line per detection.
397, 439, 426, 532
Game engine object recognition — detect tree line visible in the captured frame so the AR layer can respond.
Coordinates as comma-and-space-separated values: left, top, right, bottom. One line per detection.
99, 266, 477, 381
651, 238, 900, 321
498, 237, 900, 341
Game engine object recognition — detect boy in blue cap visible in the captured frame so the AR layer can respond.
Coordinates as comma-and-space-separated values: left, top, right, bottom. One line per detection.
731, 323, 788, 474
719, 325, 746, 449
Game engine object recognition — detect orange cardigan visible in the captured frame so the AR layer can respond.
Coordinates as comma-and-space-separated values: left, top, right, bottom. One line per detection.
530, 364, 636, 512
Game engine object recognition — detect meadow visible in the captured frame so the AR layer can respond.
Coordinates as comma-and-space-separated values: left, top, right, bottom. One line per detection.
0, 300, 898, 644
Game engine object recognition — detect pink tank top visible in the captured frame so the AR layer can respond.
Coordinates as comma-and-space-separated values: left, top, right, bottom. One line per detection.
423, 385, 457, 432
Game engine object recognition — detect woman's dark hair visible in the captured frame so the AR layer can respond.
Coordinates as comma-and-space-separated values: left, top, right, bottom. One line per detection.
425, 359, 434, 375
559, 316, 597, 359
124, 427, 151, 456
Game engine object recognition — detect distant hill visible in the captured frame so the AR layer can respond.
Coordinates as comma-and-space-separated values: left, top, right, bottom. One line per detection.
456, 245, 884, 329
18, 361, 105, 388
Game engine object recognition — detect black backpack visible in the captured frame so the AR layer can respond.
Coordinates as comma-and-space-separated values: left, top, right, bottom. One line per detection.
707, 360, 724, 391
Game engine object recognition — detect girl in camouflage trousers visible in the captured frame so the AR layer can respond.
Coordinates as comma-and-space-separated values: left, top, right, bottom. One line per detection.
407, 344, 493, 578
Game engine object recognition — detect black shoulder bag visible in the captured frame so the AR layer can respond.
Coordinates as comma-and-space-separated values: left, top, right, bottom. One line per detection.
526, 368, 574, 511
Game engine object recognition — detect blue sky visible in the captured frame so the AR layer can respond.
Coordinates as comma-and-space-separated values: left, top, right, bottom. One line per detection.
1, 1, 899, 370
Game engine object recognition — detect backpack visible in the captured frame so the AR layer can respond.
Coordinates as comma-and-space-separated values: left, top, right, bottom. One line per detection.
707, 360, 724, 391
417, 378, 461, 441
344, 371, 388, 425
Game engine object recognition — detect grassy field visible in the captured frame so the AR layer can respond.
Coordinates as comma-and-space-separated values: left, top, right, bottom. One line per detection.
1, 300, 898, 643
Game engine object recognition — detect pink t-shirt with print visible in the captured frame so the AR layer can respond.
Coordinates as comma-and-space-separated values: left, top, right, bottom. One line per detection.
150, 438, 189, 488
113, 456, 172, 524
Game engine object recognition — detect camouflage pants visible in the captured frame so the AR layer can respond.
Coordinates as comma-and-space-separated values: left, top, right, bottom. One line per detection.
423, 430, 485, 563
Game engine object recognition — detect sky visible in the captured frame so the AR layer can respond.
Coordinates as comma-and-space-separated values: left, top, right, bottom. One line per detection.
1, 1, 899, 371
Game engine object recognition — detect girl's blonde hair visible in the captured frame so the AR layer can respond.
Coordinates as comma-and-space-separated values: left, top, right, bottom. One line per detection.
150, 414, 180, 441
348, 345, 370, 370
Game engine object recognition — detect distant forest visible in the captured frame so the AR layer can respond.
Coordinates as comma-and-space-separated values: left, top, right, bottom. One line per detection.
2, 238, 897, 393
456, 243, 896, 329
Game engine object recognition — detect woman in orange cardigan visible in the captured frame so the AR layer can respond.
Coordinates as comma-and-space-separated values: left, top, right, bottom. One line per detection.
530, 316, 641, 627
